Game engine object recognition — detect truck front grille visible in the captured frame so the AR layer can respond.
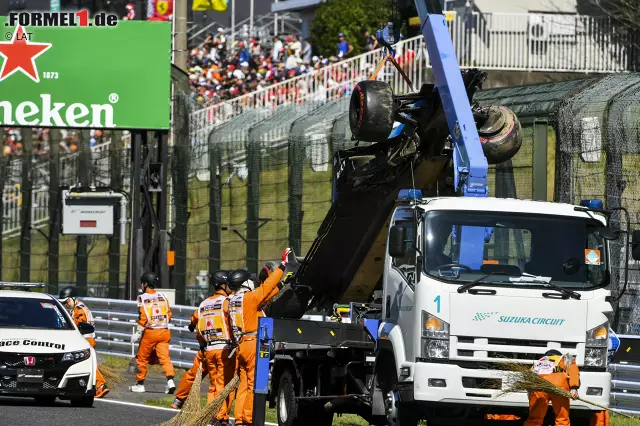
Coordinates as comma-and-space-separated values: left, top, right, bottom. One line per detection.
452, 336, 580, 363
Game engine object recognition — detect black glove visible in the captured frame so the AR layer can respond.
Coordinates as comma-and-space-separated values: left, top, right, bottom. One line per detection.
188, 323, 196, 332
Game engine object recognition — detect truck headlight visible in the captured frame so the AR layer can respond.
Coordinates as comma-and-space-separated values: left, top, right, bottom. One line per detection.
421, 311, 450, 359
586, 323, 609, 347
62, 349, 91, 363
584, 347, 607, 367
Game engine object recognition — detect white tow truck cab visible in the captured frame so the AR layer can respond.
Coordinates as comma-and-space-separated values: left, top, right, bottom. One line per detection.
379, 192, 640, 425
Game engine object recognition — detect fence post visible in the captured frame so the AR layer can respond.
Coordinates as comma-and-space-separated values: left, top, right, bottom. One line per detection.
129, 131, 143, 301
48, 129, 61, 294
208, 133, 221, 275
157, 131, 170, 293
246, 139, 260, 274
532, 119, 549, 201
171, 96, 190, 305
108, 130, 123, 299
20, 128, 33, 283
288, 134, 303, 255
76, 130, 90, 296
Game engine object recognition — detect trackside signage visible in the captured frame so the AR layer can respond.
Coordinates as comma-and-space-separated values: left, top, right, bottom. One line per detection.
0, 18, 171, 129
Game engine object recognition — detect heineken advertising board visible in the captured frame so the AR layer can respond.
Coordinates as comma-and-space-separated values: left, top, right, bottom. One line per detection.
0, 17, 171, 129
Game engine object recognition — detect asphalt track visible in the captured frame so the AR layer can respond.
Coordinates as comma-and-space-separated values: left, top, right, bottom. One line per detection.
0, 397, 176, 425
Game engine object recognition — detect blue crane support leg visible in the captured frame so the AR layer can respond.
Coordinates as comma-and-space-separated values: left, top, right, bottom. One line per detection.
415, 0, 488, 269
253, 317, 273, 426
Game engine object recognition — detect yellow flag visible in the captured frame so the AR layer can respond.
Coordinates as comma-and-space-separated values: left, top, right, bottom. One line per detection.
192, 0, 227, 12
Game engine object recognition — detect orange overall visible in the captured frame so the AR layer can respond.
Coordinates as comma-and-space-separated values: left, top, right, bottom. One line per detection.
590, 411, 609, 426
173, 339, 209, 404
524, 354, 580, 426
71, 301, 108, 396
485, 414, 521, 421
190, 289, 236, 421
136, 289, 175, 382
229, 266, 285, 425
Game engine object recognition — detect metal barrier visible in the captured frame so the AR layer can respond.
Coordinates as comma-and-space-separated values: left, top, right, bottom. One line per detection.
610, 335, 640, 416
83, 297, 199, 369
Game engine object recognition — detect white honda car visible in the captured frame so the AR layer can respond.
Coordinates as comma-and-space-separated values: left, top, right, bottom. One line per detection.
0, 287, 97, 406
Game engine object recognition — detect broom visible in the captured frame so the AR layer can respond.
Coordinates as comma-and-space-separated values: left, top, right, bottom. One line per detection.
159, 363, 205, 426
182, 375, 240, 426
492, 361, 633, 419
99, 363, 126, 390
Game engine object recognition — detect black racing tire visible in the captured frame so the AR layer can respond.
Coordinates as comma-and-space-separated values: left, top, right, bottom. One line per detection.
349, 80, 395, 142
276, 369, 299, 426
70, 396, 94, 407
476, 105, 522, 165
33, 396, 56, 406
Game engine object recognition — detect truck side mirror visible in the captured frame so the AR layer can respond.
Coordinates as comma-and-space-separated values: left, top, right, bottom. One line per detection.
389, 225, 409, 258
632, 230, 640, 261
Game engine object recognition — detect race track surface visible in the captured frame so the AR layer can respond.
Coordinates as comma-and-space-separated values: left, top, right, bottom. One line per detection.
0, 396, 176, 426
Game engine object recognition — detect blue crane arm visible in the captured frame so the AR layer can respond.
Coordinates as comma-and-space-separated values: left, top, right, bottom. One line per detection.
416, 0, 488, 268
414, 0, 488, 197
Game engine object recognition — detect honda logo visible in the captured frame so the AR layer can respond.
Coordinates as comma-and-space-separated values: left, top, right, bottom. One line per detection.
23, 356, 35, 367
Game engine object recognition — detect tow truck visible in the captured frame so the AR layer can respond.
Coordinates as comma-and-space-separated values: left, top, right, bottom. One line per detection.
250, 2, 640, 426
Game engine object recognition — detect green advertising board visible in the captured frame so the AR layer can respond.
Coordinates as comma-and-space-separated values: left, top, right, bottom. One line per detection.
0, 18, 171, 129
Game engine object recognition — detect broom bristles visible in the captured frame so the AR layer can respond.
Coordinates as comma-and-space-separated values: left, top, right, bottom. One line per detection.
184, 375, 240, 426
160, 364, 205, 426
493, 361, 633, 419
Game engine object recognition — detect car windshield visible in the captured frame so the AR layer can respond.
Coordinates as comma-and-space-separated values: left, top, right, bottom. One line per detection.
423, 210, 608, 289
0, 298, 73, 329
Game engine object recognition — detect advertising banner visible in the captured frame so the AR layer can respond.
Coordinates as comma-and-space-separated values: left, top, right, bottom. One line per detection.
0, 15, 171, 130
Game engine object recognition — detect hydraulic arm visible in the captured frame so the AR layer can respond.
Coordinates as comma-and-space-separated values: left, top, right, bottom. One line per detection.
266, 1, 522, 319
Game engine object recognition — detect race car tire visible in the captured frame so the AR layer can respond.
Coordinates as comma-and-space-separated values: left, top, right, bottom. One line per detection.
70, 396, 94, 407
476, 105, 522, 165
349, 80, 395, 142
34, 396, 56, 406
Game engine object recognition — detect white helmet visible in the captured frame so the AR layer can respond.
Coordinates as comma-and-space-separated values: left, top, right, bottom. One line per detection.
241, 279, 255, 291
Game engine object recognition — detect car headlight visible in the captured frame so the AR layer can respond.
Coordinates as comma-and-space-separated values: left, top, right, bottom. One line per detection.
421, 311, 450, 359
62, 349, 91, 363
586, 323, 609, 348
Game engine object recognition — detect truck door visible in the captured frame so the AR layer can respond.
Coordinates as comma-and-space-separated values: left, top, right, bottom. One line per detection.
383, 212, 418, 361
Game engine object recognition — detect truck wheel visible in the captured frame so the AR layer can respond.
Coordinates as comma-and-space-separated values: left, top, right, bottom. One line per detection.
349, 80, 395, 142
277, 369, 299, 426
70, 396, 94, 407
476, 105, 522, 165
385, 391, 421, 426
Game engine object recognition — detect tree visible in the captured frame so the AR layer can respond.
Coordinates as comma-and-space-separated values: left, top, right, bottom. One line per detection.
310, 0, 392, 58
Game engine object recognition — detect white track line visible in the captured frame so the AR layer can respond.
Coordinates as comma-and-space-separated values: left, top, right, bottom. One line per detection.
95, 398, 178, 412
95, 399, 278, 425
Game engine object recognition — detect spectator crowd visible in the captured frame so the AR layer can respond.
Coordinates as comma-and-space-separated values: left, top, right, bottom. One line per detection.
187, 28, 381, 107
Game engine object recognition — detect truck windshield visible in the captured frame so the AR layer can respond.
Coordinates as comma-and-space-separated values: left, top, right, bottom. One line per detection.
0, 298, 73, 330
423, 210, 608, 289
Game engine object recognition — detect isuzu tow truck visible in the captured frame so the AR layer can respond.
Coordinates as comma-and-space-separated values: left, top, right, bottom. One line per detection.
249, 2, 640, 426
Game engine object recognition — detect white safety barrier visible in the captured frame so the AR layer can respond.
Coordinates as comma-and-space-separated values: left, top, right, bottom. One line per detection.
610, 335, 640, 416
83, 297, 200, 369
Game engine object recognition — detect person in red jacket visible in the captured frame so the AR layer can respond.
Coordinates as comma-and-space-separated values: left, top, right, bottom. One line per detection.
524, 349, 580, 426
228, 248, 290, 426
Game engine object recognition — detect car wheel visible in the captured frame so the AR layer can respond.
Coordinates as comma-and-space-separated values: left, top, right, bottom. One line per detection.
475, 105, 522, 165
70, 396, 94, 407
33, 396, 56, 406
349, 80, 395, 142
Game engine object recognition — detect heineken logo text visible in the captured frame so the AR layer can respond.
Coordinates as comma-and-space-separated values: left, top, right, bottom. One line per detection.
0, 94, 116, 127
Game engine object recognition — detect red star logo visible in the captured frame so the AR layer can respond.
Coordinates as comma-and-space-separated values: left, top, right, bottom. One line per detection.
0, 26, 52, 83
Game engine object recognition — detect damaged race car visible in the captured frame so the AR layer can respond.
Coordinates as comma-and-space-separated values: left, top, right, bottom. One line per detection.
0, 283, 97, 406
